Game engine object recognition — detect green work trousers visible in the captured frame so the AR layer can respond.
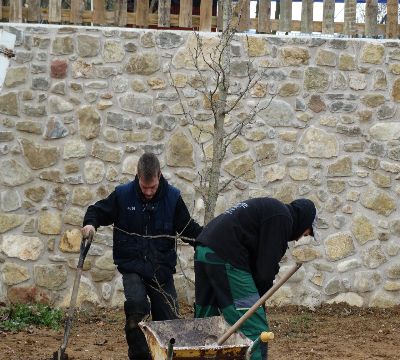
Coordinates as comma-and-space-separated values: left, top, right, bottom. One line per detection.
194, 245, 269, 360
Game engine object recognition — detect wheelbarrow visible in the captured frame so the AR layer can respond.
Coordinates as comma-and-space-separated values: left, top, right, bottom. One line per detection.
139, 263, 301, 359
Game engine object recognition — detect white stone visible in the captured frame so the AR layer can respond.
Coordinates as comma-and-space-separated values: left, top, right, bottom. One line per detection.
1, 235, 43, 260
122, 155, 139, 175
84, 160, 105, 184
327, 292, 364, 307
63, 139, 87, 159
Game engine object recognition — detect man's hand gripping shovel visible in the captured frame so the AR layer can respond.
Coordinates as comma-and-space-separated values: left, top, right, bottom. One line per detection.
52, 230, 94, 360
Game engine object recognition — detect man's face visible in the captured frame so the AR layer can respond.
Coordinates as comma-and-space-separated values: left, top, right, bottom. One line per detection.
139, 174, 160, 200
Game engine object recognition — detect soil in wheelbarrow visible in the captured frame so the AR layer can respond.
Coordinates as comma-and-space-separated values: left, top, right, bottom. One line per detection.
0, 303, 399, 360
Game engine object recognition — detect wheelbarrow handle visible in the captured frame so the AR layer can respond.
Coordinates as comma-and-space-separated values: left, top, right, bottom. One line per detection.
217, 263, 302, 346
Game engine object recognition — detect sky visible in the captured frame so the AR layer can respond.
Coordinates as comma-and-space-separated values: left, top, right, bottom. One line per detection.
250, 2, 346, 22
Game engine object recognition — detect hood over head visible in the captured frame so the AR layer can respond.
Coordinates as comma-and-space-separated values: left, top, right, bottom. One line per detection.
286, 198, 317, 241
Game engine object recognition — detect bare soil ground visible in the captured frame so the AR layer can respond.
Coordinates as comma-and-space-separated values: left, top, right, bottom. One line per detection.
0, 303, 399, 360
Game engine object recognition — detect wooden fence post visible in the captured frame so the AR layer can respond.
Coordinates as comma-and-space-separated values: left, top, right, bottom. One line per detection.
365, 0, 377, 37
258, 0, 271, 33
179, 0, 192, 28
116, 0, 127, 26
344, 0, 356, 37
301, 0, 313, 33
279, 0, 292, 33
49, 0, 61, 23
237, 0, 250, 32
200, 0, 212, 31
9, 0, 22, 22
158, 0, 171, 27
27, 0, 40, 22
93, 0, 105, 25
322, 0, 335, 34
70, 0, 84, 24
386, 0, 398, 39
136, 0, 149, 27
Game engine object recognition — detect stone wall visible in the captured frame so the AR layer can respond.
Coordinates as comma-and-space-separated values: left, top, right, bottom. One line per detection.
0, 24, 399, 309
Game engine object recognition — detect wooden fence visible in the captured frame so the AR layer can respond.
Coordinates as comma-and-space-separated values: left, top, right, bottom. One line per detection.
2, 0, 400, 38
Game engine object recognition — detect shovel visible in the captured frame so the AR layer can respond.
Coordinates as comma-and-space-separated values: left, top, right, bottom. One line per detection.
53, 230, 94, 360
217, 263, 303, 346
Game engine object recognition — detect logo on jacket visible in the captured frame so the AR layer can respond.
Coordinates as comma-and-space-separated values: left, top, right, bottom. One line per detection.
127, 206, 136, 211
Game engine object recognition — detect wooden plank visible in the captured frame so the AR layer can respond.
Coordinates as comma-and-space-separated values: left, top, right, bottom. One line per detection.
93, 0, 105, 25
116, 0, 127, 26
70, 0, 84, 24
279, 0, 292, 32
344, 0, 357, 37
386, 0, 398, 39
48, 0, 61, 23
365, 0, 377, 37
217, 0, 223, 31
0, 0, 2, 20
9, 0, 22, 22
237, 0, 250, 32
258, 0, 271, 33
322, 0, 335, 34
27, 0, 40, 22
199, 0, 212, 31
300, 0, 313, 33
179, 0, 192, 28
158, 0, 171, 27
136, 0, 149, 27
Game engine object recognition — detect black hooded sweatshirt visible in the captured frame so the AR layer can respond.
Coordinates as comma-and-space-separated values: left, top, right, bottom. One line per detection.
196, 197, 316, 296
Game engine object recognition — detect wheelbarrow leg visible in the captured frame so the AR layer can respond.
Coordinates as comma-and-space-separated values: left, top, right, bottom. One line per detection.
166, 338, 175, 360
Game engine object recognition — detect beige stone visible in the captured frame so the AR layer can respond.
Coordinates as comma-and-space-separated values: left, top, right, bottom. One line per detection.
361, 43, 384, 64
325, 232, 355, 261
230, 137, 249, 154
360, 186, 396, 216
224, 155, 256, 182
190, 124, 214, 143
34, 264, 67, 290
0, 213, 26, 233
327, 157, 352, 177
316, 49, 337, 67
279, 82, 300, 97
78, 106, 101, 140
71, 186, 94, 207
38, 210, 62, 235
2, 262, 30, 285
338, 54, 356, 71
351, 214, 377, 245
91, 141, 123, 163
60, 228, 82, 253
170, 73, 187, 87
19, 138, 60, 170
281, 47, 310, 66
25, 186, 46, 202
361, 94, 385, 108
166, 131, 195, 167
254, 143, 278, 166
292, 246, 321, 262
263, 165, 286, 183
246, 37, 268, 57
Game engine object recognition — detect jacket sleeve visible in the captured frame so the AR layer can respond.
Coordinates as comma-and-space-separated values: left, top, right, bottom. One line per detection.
83, 190, 118, 229
173, 196, 203, 245
252, 215, 292, 296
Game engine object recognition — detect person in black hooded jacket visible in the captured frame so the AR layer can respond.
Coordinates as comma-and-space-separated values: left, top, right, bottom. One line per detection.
82, 153, 202, 360
194, 197, 317, 360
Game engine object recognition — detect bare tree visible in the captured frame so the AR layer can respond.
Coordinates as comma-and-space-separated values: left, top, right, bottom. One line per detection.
170, 0, 272, 225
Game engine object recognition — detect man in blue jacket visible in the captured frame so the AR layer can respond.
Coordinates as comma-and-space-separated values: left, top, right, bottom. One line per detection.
82, 152, 202, 360
194, 197, 317, 360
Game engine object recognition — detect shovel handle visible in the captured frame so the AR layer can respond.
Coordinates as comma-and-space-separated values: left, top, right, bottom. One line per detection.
77, 230, 94, 269
217, 263, 302, 346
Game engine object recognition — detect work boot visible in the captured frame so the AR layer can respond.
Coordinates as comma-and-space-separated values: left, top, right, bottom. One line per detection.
125, 317, 151, 360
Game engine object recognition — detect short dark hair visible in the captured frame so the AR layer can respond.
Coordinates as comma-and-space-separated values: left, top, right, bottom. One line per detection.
137, 153, 160, 182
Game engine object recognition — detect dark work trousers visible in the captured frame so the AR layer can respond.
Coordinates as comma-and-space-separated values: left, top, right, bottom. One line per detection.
194, 245, 269, 360
123, 272, 179, 360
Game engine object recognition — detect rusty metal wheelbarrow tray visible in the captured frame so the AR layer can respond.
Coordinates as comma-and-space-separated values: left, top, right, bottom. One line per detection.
139, 316, 253, 360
